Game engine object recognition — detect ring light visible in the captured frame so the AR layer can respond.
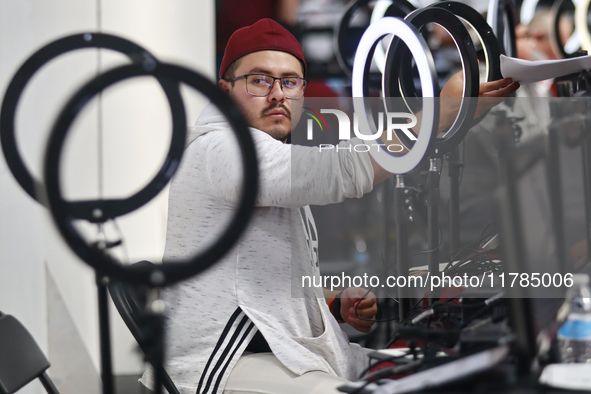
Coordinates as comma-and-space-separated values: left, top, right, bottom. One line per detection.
44, 62, 258, 287
352, 17, 438, 174
0, 33, 183, 208
384, 7, 480, 156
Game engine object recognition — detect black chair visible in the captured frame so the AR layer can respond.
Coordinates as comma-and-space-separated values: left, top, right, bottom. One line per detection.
0, 312, 60, 394
107, 261, 180, 394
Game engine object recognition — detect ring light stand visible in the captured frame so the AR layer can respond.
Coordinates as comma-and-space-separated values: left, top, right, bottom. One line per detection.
352, 16, 439, 317
44, 62, 258, 394
383, 7, 479, 300
0, 34, 183, 394
428, 1, 504, 258
2, 34, 258, 394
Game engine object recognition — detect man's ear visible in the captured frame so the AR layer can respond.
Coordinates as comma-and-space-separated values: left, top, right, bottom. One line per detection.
219, 79, 231, 94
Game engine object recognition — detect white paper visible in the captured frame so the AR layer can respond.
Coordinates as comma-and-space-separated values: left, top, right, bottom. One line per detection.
373, 348, 412, 358
372, 348, 448, 359
539, 364, 591, 390
500, 54, 591, 83
373, 346, 509, 394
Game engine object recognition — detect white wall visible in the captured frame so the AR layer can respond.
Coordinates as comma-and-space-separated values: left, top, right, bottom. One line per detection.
0, 0, 214, 391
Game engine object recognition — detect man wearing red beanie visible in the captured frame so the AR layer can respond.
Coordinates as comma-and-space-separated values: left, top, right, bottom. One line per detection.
142, 18, 519, 394
217, 18, 308, 143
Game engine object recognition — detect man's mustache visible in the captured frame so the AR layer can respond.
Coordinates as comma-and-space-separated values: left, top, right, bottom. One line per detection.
261, 103, 291, 119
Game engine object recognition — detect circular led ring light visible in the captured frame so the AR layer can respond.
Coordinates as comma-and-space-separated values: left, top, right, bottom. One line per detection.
335, 0, 418, 77
352, 17, 438, 174
430, 1, 503, 81
44, 62, 258, 287
384, 7, 479, 156
59, 73, 185, 223
428, 1, 503, 126
0, 33, 183, 211
335, 0, 373, 78
521, 0, 581, 56
521, 0, 540, 25
487, 0, 518, 57
370, 0, 417, 73
551, 0, 580, 58
576, 0, 591, 52
371, 0, 395, 27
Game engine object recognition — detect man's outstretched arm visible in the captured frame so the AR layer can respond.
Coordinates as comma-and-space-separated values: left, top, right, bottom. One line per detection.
371, 76, 520, 185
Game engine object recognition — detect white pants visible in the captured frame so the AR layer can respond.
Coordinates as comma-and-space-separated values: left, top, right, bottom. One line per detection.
223, 353, 350, 394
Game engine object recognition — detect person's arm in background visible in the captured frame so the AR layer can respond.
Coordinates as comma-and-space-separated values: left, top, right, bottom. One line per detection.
323, 288, 377, 333
275, 0, 300, 26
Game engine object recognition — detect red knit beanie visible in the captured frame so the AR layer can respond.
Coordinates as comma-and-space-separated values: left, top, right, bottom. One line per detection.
219, 18, 306, 79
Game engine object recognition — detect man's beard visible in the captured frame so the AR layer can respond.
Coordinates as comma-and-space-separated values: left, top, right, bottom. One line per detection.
260, 103, 291, 142
229, 89, 292, 142
265, 124, 291, 142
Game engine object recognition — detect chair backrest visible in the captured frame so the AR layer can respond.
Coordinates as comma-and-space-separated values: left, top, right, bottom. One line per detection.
108, 261, 180, 394
0, 313, 59, 394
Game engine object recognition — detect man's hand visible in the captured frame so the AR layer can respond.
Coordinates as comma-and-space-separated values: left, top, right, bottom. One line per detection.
439, 72, 520, 131
340, 287, 377, 333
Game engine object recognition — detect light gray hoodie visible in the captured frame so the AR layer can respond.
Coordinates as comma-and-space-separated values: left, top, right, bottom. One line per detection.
142, 103, 374, 394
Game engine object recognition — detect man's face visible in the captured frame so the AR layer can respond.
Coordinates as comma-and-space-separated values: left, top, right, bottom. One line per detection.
219, 50, 304, 142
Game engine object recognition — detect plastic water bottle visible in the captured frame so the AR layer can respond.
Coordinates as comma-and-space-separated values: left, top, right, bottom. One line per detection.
558, 273, 591, 363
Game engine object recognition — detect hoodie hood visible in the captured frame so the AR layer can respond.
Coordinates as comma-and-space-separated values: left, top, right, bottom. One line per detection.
186, 103, 231, 147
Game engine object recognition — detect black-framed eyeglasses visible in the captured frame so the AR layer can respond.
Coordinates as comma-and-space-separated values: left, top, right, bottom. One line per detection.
225, 74, 307, 99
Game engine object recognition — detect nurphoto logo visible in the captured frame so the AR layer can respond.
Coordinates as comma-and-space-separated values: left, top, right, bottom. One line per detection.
303, 107, 416, 153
